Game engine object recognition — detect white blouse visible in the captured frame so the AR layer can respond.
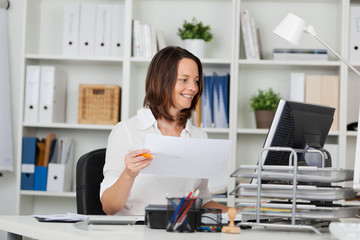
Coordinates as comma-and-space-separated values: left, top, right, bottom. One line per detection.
100, 108, 212, 215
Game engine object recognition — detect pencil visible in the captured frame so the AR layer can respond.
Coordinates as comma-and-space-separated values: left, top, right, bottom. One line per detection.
140, 153, 153, 158
167, 190, 194, 230
173, 189, 199, 231
166, 195, 190, 228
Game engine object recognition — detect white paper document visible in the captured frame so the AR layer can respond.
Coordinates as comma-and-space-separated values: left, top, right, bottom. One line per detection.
142, 134, 231, 179
33, 213, 88, 222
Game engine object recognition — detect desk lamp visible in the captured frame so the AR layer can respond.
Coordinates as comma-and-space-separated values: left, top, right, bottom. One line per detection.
273, 13, 360, 76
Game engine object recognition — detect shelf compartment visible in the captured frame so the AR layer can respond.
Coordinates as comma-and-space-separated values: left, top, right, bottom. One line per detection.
25, 54, 124, 63
23, 123, 114, 131
21, 190, 76, 198
239, 59, 341, 67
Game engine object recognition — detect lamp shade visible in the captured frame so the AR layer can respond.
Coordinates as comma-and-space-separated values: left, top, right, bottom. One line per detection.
273, 13, 306, 46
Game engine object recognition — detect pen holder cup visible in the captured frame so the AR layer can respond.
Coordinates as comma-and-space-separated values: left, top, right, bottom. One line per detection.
198, 208, 222, 232
166, 197, 202, 232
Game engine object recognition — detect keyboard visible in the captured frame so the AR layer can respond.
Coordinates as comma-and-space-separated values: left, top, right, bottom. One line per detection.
329, 222, 360, 240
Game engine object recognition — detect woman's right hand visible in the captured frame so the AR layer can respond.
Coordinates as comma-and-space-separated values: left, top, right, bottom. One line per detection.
124, 149, 153, 178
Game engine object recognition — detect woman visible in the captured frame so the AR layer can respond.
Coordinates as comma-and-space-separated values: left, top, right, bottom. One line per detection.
100, 46, 228, 215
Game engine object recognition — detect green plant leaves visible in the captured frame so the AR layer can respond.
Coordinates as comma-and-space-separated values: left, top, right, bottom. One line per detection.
249, 88, 281, 111
177, 17, 213, 42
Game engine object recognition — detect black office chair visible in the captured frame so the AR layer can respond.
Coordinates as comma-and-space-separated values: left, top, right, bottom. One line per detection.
76, 148, 106, 215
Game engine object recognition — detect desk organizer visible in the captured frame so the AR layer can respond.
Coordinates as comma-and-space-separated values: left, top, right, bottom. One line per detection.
145, 198, 203, 232
198, 208, 222, 232
78, 84, 121, 125
229, 146, 360, 235
166, 197, 202, 232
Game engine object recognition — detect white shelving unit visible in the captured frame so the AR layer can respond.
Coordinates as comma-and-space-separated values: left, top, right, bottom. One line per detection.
15, 0, 360, 215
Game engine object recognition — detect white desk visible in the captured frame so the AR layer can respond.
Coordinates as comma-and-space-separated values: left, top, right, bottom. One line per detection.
0, 215, 336, 240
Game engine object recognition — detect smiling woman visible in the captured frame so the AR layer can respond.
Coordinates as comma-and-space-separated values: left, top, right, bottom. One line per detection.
100, 46, 229, 216
171, 58, 200, 112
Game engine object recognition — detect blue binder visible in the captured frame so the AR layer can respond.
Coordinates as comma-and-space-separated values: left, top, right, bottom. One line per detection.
34, 166, 48, 191
213, 74, 230, 128
201, 75, 214, 128
21, 137, 38, 190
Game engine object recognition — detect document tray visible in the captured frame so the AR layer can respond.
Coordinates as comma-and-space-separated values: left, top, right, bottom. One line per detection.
232, 183, 357, 201
236, 202, 359, 220
231, 165, 354, 182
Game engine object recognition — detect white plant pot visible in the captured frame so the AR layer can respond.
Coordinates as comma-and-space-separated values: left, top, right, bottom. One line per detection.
184, 39, 205, 58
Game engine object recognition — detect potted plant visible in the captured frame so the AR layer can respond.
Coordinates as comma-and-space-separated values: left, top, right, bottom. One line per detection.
177, 17, 213, 58
250, 88, 281, 129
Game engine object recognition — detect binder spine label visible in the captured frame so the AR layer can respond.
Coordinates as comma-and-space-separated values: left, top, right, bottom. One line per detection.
22, 164, 35, 173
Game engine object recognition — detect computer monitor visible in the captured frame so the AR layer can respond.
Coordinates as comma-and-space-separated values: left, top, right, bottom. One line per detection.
262, 99, 335, 168
353, 106, 360, 191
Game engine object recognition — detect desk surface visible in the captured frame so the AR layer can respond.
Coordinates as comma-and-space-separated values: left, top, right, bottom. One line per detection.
0, 216, 336, 240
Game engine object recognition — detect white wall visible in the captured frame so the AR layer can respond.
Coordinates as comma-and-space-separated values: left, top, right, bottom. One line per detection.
0, 0, 24, 238
0, 0, 23, 214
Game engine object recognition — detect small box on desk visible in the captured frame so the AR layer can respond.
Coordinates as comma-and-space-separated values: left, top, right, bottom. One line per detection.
145, 205, 168, 229
78, 84, 121, 125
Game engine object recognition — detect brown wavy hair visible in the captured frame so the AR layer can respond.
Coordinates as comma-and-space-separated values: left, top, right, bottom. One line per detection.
143, 46, 203, 127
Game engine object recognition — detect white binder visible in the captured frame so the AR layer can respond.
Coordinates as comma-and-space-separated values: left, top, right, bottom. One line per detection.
38, 66, 67, 123
289, 72, 305, 102
110, 3, 125, 57
62, 3, 80, 56
47, 138, 73, 192
79, 3, 96, 56
349, 6, 360, 62
94, 4, 112, 56
24, 65, 41, 123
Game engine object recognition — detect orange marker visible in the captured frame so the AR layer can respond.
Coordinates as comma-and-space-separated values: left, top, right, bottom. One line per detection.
141, 153, 153, 158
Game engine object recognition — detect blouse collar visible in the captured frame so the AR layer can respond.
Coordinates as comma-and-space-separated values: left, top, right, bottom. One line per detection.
135, 108, 192, 135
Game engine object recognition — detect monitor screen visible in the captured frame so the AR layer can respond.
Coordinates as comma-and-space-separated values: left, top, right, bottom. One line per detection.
262, 99, 335, 168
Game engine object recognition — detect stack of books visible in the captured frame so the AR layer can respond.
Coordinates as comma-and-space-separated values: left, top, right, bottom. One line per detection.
132, 20, 166, 58
240, 9, 263, 60
273, 48, 328, 61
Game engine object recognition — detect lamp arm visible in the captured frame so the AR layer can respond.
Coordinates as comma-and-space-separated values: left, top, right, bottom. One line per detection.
314, 34, 360, 76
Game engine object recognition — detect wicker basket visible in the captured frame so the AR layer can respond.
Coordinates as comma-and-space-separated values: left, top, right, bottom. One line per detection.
78, 84, 121, 125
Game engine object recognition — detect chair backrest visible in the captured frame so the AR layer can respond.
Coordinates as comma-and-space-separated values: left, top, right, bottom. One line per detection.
76, 148, 106, 215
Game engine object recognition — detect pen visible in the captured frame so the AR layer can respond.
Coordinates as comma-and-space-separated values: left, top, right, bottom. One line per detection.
166, 194, 190, 229
140, 153, 153, 158
173, 189, 199, 231
167, 190, 193, 230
